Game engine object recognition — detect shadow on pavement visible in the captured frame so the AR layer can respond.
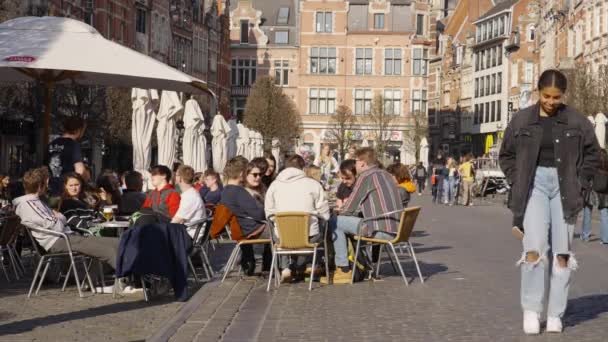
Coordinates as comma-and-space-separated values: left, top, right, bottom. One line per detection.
565, 294, 608, 327
0, 300, 169, 336
377, 260, 449, 282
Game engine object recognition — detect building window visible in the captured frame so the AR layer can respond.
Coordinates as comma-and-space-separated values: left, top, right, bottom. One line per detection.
136, 8, 146, 34
499, 16, 505, 35
475, 78, 479, 97
486, 49, 491, 68
275, 31, 289, 44
316, 12, 332, 33
474, 104, 480, 125
485, 75, 490, 95
384, 48, 402, 75
480, 77, 484, 97
482, 23, 486, 41
477, 26, 481, 42
107, 15, 112, 38
492, 47, 497, 67
277, 7, 290, 25
489, 20, 494, 38
480, 50, 485, 70
416, 14, 424, 35
428, 107, 437, 126
384, 89, 401, 115
274, 60, 289, 86
356, 48, 373, 75
498, 45, 503, 65
240, 20, 249, 43
524, 61, 534, 83
485, 103, 490, 123
231, 98, 247, 119
310, 47, 337, 74
120, 22, 125, 42
309, 88, 336, 114
354, 89, 373, 115
491, 101, 496, 122
497, 100, 502, 122
527, 25, 535, 42
412, 48, 428, 76
374, 14, 385, 29
231, 59, 257, 86
475, 52, 479, 71
412, 90, 427, 114
497, 72, 502, 93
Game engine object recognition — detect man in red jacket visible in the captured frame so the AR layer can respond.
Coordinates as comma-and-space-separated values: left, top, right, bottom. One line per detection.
141, 165, 181, 218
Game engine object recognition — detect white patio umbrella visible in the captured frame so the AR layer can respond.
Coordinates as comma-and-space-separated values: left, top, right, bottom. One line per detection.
249, 130, 259, 158
272, 138, 281, 165
255, 132, 264, 157
595, 113, 607, 149
182, 98, 207, 172
236, 123, 250, 158
420, 137, 430, 168
588, 115, 596, 127
211, 113, 231, 173
400, 140, 416, 166
131, 88, 158, 177
0, 16, 216, 149
157, 91, 183, 167
361, 139, 369, 147
226, 118, 239, 160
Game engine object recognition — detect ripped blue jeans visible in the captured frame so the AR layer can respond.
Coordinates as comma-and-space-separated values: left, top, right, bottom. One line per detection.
519, 167, 577, 318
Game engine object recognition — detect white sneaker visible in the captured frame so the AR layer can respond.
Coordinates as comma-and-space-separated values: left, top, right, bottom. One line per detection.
95, 285, 116, 294
546, 316, 563, 333
121, 286, 144, 294
280, 268, 292, 283
523, 310, 540, 335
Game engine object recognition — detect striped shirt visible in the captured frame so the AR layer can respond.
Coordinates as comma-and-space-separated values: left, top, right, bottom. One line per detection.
342, 167, 404, 236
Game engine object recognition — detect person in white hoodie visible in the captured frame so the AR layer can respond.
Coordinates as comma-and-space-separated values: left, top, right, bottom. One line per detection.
14, 167, 119, 271
265, 155, 330, 281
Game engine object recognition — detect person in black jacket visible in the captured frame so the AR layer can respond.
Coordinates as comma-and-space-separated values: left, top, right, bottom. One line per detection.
220, 157, 271, 276
580, 149, 608, 244
499, 69, 600, 335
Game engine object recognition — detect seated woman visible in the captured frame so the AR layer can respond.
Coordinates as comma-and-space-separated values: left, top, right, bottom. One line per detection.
219, 158, 271, 276
58, 172, 99, 230
97, 170, 123, 210
386, 163, 414, 208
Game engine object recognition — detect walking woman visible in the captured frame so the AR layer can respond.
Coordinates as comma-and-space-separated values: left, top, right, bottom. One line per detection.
443, 157, 458, 205
499, 69, 600, 334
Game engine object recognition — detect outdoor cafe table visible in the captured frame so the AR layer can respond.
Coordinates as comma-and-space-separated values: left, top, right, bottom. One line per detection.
90, 221, 130, 237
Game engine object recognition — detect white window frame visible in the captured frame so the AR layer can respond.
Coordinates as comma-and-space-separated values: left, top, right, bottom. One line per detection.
384, 48, 402, 75
384, 89, 401, 116
315, 12, 333, 33
354, 89, 373, 115
274, 60, 289, 86
355, 48, 373, 75
309, 88, 336, 115
411, 90, 427, 114
412, 48, 428, 76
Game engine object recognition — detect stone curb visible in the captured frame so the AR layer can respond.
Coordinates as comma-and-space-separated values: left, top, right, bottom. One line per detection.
147, 278, 221, 342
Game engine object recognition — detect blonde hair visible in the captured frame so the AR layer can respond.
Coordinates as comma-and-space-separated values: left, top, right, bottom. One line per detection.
304, 165, 322, 182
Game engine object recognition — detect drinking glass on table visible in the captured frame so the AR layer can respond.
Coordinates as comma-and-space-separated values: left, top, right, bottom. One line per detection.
102, 206, 114, 221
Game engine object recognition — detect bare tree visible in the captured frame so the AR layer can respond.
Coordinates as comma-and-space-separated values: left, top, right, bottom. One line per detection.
243, 76, 301, 151
367, 94, 394, 158
326, 105, 357, 160
0, 0, 26, 22
563, 66, 601, 116
104, 87, 133, 144
403, 110, 429, 163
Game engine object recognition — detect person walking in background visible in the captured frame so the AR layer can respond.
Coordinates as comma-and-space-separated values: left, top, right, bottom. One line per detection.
444, 157, 458, 206
580, 149, 608, 245
499, 69, 600, 334
48, 117, 87, 196
459, 153, 476, 207
432, 152, 446, 203
415, 162, 427, 195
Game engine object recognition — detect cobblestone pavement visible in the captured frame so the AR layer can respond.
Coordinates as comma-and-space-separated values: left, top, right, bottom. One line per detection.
0, 257, 208, 341
169, 194, 608, 342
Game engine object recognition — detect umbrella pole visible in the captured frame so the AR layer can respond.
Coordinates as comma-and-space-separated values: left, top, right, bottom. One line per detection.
43, 82, 53, 161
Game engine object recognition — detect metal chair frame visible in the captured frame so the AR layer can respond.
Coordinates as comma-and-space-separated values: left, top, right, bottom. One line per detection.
265, 213, 330, 292
0, 216, 26, 281
221, 217, 271, 283
185, 217, 215, 282
351, 207, 424, 286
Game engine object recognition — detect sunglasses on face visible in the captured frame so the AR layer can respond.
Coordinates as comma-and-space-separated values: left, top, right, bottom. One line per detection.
249, 172, 262, 178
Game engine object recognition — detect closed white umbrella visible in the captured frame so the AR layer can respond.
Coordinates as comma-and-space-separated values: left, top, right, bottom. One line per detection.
256, 132, 264, 157
361, 139, 369, 147
595, 113, 607, 149
272, 138, 280, 165
0, 16, 215, 150
211, 114, 231, 173
236, 123, 250, 158
182, 98, 207, 172
226, 118, 239, 160
157, 91, 183, 167
131, 88, 158, 176
420, 137, 430, 168
249, 130, 258, 159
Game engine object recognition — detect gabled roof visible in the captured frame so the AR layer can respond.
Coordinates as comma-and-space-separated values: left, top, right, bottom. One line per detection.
476, 0, 519, 22
229, 0, 297, 27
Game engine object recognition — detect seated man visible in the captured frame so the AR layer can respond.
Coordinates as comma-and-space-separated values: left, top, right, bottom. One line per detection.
14, 167, 120, 272
325, 148, 404, 284
172, 165, 206, 238
141, 165, 181, 219
200, 169, 223, 206
265, 155, 330, 280
220, 157, 271, 276
120, 170, 146, 215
